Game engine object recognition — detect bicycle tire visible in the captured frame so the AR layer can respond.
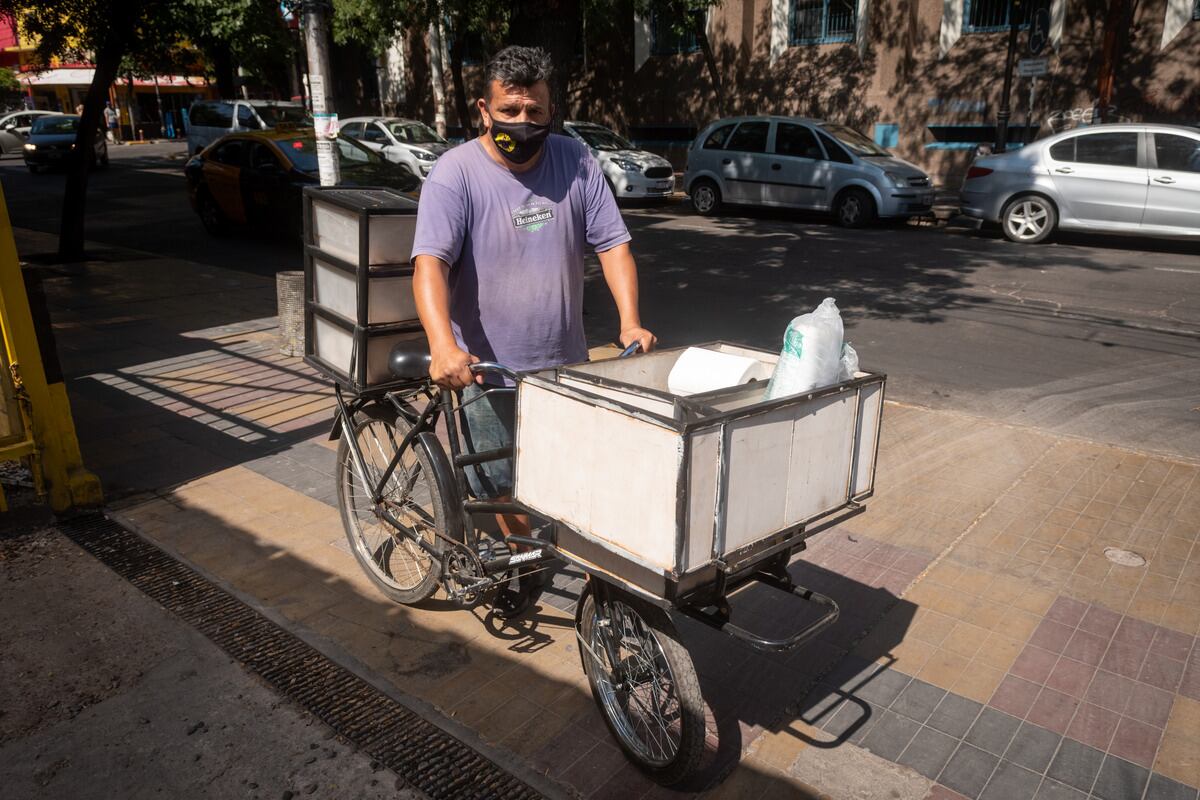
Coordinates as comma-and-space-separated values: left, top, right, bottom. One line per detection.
576, 581, 705, 785
336, 403, 450, 604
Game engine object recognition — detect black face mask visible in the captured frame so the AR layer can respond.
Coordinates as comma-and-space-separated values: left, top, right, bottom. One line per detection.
486, 114, 551, 164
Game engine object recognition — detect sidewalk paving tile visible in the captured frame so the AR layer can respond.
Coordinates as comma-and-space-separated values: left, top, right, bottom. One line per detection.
42, 233, 1200, 799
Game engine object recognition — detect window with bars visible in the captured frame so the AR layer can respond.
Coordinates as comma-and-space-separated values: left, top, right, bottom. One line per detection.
1193, 0, 1199, 20
790, 0, 857, 45
963, 0, 1032, 32
651, 12, 700, 55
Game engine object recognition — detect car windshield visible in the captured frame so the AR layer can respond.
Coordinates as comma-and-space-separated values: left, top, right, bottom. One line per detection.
279, 135, 385, 171
387, 121, 444, 144
821, 123, 890, 157
252, 104, 310, 127
572, 125, 633, 151
32, 116, 79, 135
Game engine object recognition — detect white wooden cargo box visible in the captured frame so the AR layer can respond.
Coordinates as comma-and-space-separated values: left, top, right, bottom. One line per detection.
513, 343, 884, 599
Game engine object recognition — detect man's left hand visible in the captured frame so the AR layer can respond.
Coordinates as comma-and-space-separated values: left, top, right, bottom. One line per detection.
620, 327, 657, 354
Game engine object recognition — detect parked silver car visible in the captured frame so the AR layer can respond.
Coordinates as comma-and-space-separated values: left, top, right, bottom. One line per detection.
186, 99, 309, 155
339, 117, 449, 179
961, 123, 1200, 244
683, 116, 933, 227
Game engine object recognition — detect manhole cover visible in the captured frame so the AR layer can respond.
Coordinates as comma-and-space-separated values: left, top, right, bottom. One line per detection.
1104, 547, 1146, 567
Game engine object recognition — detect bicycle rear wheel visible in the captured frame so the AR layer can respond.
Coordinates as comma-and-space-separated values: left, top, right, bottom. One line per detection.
576, 581, 705, 785
336, 403, 448, 604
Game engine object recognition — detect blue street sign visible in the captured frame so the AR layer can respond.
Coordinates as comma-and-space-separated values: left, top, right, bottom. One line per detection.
1029, 6, 1051, 56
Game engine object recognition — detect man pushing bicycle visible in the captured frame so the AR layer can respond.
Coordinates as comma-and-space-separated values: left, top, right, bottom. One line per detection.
410, 45, 656, 616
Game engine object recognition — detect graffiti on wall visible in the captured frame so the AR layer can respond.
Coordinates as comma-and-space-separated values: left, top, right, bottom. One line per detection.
1046, 105, 1131, 132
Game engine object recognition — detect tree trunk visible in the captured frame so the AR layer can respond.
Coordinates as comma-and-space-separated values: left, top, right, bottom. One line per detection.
209, 41, 237, 98
59, 29, 128, 259
1096, 0, 1131, 121
509, 0, 581, 132
448, 27, 474, 139
428, 22, 448, 138
693, 10, 726, 118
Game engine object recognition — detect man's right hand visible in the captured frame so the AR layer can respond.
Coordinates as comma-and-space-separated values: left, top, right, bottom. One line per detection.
430, 344, 480, 389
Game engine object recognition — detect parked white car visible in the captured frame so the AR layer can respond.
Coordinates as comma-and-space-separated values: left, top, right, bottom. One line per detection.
961, 123, 1200, 243
0, 109, 59, 155
563, 121, 675, 199
339, 117, 449, 179
683, 116, 933, 227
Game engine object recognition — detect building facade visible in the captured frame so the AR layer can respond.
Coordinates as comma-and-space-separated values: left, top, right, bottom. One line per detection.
613, 0, 1199, 183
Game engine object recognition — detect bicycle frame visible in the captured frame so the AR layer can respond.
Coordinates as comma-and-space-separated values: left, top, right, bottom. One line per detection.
331, 365, 549, 586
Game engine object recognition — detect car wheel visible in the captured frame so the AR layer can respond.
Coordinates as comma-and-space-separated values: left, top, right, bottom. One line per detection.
690, 179, 721, 216
98, 149, 109, 168
196, 189, 228, 236
1001, 194, 1056, 244
834, 188, 876, 228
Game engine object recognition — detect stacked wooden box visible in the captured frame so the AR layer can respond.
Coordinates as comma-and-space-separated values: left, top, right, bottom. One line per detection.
302, 186, 425, 392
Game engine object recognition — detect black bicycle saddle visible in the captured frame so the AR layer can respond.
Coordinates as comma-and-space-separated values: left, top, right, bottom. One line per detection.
388, 338, 432, 381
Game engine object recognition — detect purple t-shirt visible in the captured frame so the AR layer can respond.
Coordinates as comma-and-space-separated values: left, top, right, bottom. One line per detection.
410, 134, 630, 374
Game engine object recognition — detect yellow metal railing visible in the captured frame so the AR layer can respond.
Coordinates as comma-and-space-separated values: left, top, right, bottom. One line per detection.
0, 182, 101, 512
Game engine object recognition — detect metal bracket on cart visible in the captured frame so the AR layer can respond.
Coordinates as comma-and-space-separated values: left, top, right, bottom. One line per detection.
679, 554, 841, 654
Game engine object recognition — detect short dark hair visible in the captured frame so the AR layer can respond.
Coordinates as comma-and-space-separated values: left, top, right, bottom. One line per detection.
485, 46, 553, 97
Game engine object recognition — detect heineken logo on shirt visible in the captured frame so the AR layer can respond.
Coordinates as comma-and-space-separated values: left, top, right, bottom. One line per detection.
511, 203, 554, 232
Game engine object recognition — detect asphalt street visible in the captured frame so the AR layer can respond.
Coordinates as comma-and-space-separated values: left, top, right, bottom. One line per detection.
3, 141, 1197, 460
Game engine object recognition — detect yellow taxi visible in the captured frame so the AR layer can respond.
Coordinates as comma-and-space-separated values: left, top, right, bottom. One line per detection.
185, 128, 420, 238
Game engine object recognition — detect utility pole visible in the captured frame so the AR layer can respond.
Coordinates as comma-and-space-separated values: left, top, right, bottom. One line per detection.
301, 0, 339, 186
994, 0, 1024, 154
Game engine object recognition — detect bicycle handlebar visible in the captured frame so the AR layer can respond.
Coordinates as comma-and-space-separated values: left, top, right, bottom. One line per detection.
465, 341, 643, 384
468, 361, 521, 382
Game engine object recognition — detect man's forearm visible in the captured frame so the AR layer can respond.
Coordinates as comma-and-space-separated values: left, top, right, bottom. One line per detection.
413, 255, 458, 350
597, 243, 641, 331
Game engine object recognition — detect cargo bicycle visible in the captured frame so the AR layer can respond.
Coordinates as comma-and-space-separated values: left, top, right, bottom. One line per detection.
324, 339, 886, 785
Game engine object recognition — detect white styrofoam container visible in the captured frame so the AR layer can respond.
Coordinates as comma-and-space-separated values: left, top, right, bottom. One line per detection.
311, 315, 425, 386
513, 343, 883, 587
311, 256, 417, 325
310, 199, 416, 266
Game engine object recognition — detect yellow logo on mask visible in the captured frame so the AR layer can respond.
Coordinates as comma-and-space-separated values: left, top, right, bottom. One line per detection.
494, 132, 516, 153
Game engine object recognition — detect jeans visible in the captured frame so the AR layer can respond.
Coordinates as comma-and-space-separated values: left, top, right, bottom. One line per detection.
459, 383, 516, 498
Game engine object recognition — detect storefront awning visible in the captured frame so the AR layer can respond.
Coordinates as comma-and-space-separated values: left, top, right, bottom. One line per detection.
20, 67, 95, 87
19, 68, 205, 89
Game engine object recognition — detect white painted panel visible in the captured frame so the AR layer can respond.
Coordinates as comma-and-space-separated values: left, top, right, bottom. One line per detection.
311, 317, 423, 385
685, 427, 720, 572
312, 257, 417, 325
515, 384, 682, 570
784, 395, 856, 523
557, 376, 676, 418
722, 406, 795, 552
365, 214, 417, 266
311, 199, 416, 266
311, 201, 360, 264
852, 383, 883, 496
515, 383, 592, 534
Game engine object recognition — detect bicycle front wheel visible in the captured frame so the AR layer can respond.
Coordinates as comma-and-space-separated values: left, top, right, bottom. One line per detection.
336, 403, 448, 604
577, 581, 705, 785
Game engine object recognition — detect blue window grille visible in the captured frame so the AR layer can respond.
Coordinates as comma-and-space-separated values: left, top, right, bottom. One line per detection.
1194, 0, 1199, 20
651, 12, 700, 55
963, 0, 1031, 32
790, 0, 857, 45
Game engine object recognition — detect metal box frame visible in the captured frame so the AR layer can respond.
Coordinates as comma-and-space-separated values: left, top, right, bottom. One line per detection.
512, 342, 885, 603
302, 186, 423, 394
